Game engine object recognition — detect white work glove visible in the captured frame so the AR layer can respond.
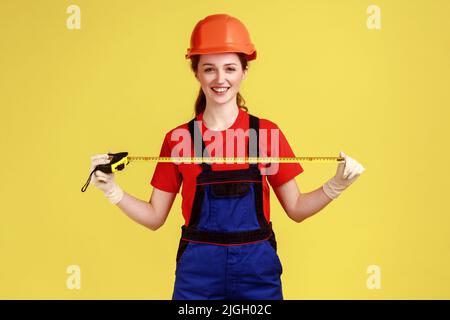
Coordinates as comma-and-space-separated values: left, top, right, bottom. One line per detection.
322, 151, 365, 200
90, 154, 124, 205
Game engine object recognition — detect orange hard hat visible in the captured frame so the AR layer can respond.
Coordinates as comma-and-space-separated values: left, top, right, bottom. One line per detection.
185, 14, 257, 61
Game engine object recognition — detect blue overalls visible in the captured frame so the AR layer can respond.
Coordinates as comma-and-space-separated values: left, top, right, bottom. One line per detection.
172, 114, 283, 300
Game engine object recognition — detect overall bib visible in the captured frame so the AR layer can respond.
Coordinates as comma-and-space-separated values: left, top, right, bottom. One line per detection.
172, 114, 283, 300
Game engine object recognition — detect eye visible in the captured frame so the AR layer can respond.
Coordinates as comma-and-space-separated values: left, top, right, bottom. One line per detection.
203, 67, 237, 72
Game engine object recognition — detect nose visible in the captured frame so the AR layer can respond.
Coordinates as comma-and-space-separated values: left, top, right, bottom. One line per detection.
215, 69, 226, 84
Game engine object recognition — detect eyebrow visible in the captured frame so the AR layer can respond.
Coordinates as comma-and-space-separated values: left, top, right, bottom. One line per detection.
201, 63, 238, 67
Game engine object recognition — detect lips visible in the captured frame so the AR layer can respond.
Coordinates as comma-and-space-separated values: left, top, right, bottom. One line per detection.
211, 87, 230, 94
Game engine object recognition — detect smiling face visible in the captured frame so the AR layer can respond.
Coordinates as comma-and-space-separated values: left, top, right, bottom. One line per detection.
195, 53, 248, 107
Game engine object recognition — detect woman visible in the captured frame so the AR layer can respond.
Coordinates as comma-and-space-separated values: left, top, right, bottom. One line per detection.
89, 14, 365, 300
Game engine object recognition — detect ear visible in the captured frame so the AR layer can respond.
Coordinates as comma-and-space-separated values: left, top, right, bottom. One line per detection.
242, 68, 248, 80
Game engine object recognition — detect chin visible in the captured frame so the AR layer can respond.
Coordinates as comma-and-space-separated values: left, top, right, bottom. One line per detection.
213, 93, 237, 103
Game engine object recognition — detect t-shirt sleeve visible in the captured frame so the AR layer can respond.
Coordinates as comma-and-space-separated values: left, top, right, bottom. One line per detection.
150, 133, 182, 193
265, 125, 304, 188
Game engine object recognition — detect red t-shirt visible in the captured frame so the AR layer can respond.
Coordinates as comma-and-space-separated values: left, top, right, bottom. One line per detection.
150, 108, 304, 225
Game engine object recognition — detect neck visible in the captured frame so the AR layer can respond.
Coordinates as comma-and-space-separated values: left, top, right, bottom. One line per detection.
203, 100, 239, 131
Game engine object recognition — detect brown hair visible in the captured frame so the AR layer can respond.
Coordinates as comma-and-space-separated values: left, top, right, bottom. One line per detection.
190, 53, 249, 116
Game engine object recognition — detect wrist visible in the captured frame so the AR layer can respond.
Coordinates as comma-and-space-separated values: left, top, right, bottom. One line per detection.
322, 176, 347, 200
104, 184, 124, 205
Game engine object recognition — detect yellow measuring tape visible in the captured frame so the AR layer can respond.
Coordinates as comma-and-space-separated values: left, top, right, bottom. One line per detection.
121, 156, 345, 164
82, 153, 345, 192
106, 155, 344, 175
106, 153, 344, 174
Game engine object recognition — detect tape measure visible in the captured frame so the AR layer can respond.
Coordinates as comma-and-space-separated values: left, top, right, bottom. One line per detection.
125, 156, 345, 163
81, 152, 345, 192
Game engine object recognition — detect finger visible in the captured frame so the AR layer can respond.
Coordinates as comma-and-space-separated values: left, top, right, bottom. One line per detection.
347, 167, 358, 180
91, 159, 109, 166
343, 158, 356, 179
336, 152, 345, 172
96, 171, 114, 183
90, 156, 108, 168
343, 167, 348, 179
96, 177, 107, 183
344, 167, 351, 179
91, 154, 109, 161
340, 151, 350, 178
348, 164, 364, 180
93, 171, 107, 182
90, 158, 110, 170
348, 171, 360, 181
94, 170, 108, 177
94, 171, 108, 179
96, 175, 109, 183
359, 165, 365, 174
347, 163, 361, 180
99, 159, 110, 164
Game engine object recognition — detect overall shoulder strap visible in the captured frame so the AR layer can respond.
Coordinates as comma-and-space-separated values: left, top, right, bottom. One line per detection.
188, 118, 211, 170
248, 114, 259, 168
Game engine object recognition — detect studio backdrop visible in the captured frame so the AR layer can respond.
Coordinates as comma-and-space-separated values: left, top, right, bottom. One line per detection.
1, 0, 449, 299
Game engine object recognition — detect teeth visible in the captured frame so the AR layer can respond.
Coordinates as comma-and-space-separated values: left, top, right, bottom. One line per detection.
212, 87, 229, 93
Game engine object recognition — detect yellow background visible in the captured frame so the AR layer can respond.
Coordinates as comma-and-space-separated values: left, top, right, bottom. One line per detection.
1, 0, 449, 299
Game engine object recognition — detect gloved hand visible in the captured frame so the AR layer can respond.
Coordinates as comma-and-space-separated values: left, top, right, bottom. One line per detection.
322, 151, 365, 199
90, 154, 124, 205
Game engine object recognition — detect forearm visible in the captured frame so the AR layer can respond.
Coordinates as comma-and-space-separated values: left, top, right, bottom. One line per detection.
291, 186, 333, 223
116, 191, 161, 230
